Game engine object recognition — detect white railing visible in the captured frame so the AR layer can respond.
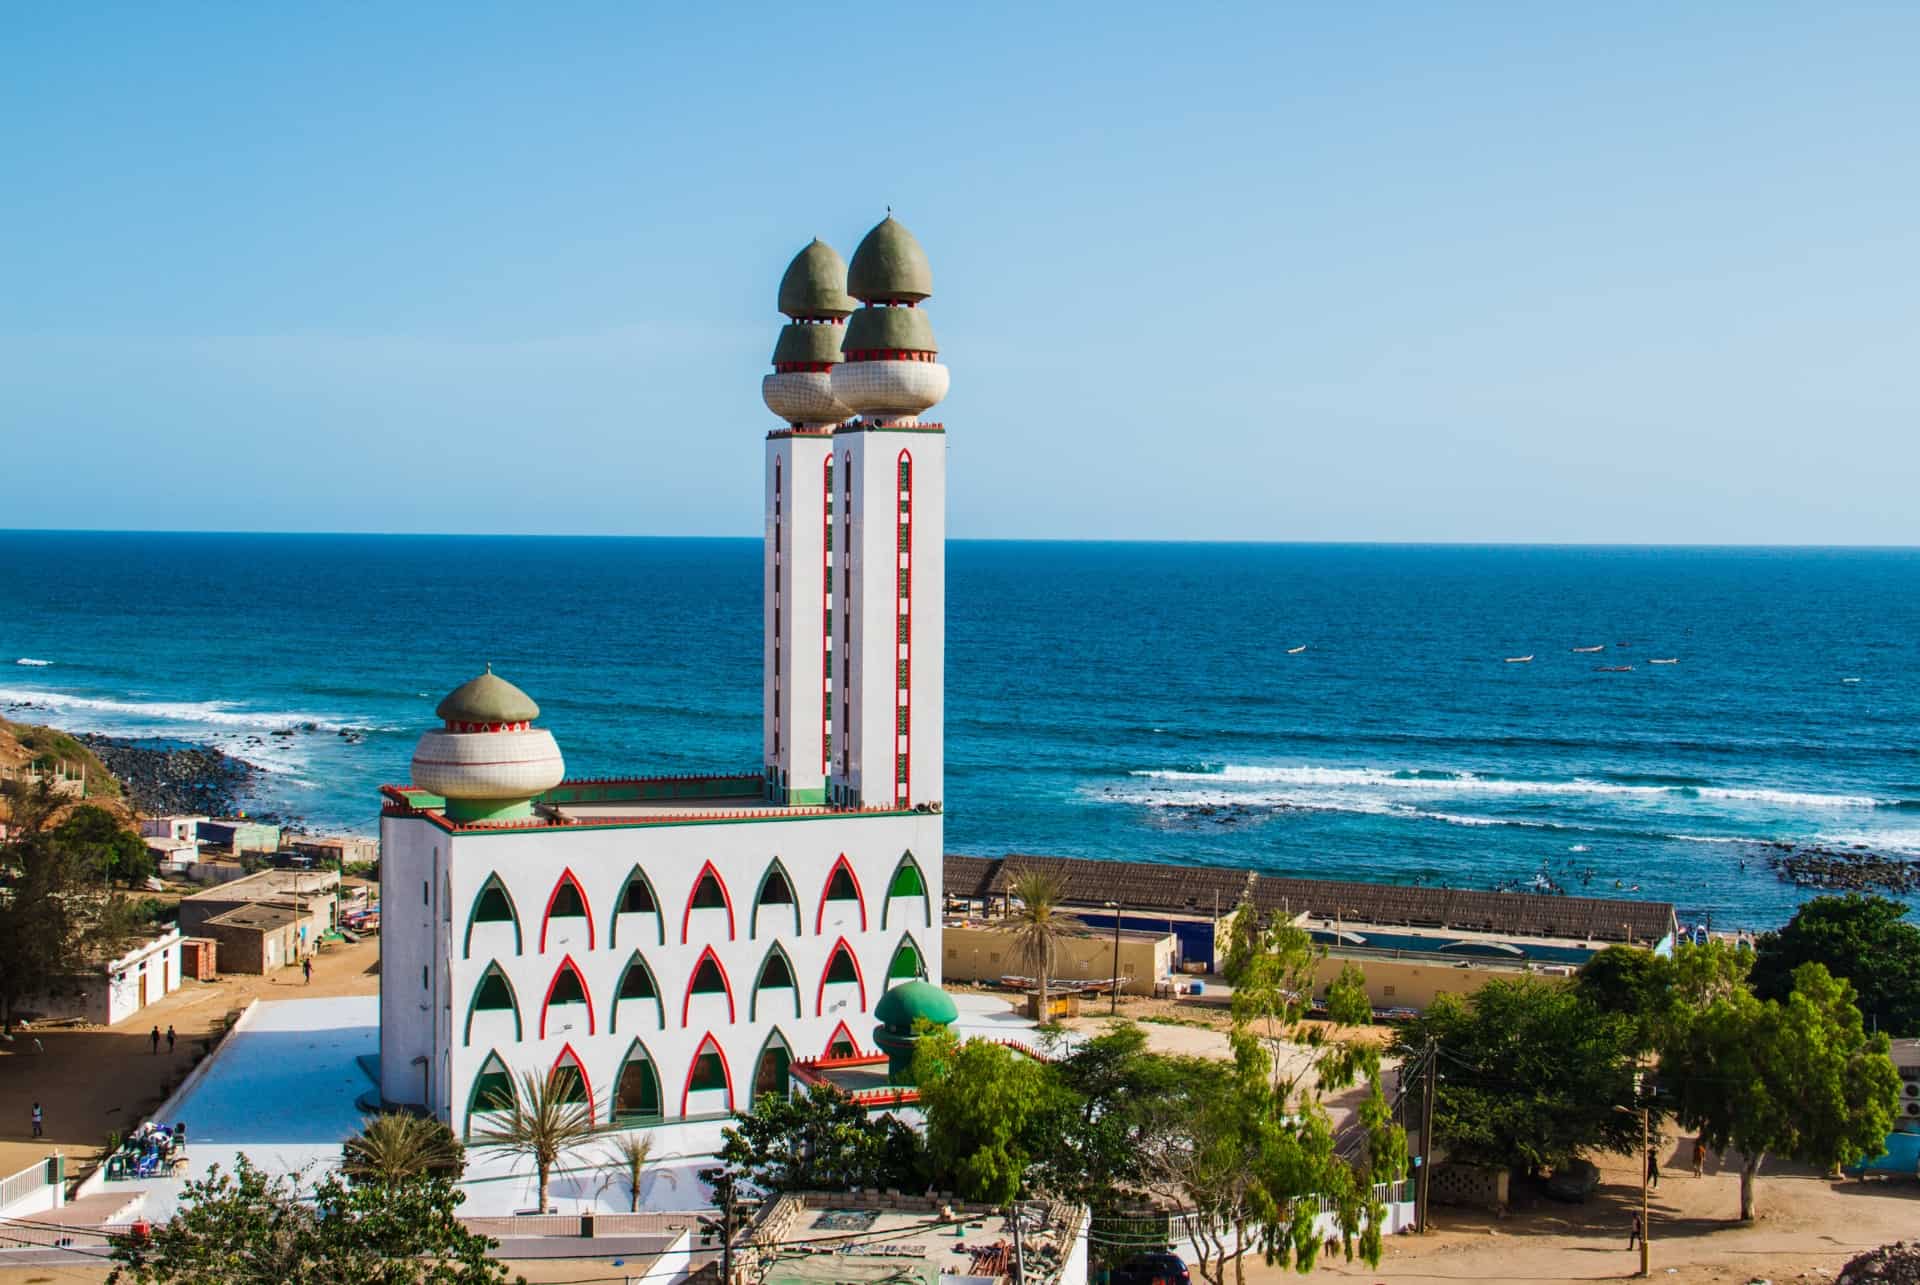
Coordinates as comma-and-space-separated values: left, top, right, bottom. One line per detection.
0, 1159, 53, 1215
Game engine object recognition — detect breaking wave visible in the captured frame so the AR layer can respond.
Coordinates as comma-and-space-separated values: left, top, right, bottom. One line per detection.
0, 686, 379, 734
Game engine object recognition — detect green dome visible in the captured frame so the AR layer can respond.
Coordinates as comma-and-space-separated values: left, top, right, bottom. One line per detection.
844, 306, 937, 354
847, 217, 932, 304
874, 980, 959, 1029
771, 322, 845, 366
778, 239, 856, 319
435, 666, 540, 724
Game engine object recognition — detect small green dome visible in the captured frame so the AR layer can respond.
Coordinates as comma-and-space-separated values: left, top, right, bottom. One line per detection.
874, 980, 959, 1029
847, 217, 932, 304
435, 666, 540, 724
844, 306, 937, 354
778, 239, 857, 319
771, 322, 845, 366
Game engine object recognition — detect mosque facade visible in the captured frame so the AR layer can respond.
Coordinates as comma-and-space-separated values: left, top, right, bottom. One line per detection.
377, 218, 948, 1163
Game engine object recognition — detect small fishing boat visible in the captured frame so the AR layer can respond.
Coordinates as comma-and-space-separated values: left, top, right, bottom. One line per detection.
1287, 645, 1307, 655
1505, 654, 1534, 663
1572, 645, 1604, 653
1596, 664, 1634, 672
1649, 658, 1678, 665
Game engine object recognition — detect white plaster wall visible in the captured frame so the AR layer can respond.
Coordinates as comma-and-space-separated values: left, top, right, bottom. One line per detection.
103, 932, 182, 1025
764, 433, 832, 800
439, 808, 942, 1138
378, 816, 441, 1108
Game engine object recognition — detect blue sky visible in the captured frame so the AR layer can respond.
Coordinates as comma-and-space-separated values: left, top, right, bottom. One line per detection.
4, 3, 1916, 543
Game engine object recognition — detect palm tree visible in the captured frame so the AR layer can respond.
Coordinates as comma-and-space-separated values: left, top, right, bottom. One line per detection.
341, 1111, 464, 1184
600, 1132, 657, 1212
1001, 869, 1071, 1021
472, 1068, 598, 1213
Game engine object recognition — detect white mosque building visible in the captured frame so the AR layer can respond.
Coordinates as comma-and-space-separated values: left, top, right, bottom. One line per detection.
377, 218, 949, 1200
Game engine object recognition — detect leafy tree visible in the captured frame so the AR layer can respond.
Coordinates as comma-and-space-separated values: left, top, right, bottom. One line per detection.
55, 804, 154, 887
1393, 976, 1642, 1176
718, 1084, 921, 1196
1039, 1022, 1186, 1208
1660, 961, 1899, 1220
999, 868, 1070, 1017
1577, 939, 1751, 1054
1324, 961, 1373, 1027
471, 1069, 597, 1214
342, 1113, 464, 1185
107, 1156, 515, 1284
1752, 895, 1920, 1036
914, 1028, 1071, 1204
1224, 908, 1377, 1103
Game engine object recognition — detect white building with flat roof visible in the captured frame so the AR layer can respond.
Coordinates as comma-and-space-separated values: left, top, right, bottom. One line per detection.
378, 218, 949, 1206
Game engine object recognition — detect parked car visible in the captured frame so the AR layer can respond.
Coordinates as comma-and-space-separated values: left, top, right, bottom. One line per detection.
1111, 1252, 1190, 1285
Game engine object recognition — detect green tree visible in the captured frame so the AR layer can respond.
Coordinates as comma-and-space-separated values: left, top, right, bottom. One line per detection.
1661, 961, 1899, 1220
1752, 895, 1920, 1036
718, 1083, 922, 1196
342, 1113, 465, 1185
1324, 961, 1373, 1027
55, 804, 154, 887
998, 868, 1071, 1018
914, 1028, 1071, 1204
107, 1156, 515, 1284
471, 1069, 597, 1215
1040, 1022, 1185, 1208
1393, 976, 1642, 1176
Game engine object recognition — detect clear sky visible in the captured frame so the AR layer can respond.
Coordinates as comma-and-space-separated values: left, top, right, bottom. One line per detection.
4, 3, 1916, 543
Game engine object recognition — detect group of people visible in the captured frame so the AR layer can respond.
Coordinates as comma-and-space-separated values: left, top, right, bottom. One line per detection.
148, 1024, 177, 1054
1626, 1138, 1713, 1250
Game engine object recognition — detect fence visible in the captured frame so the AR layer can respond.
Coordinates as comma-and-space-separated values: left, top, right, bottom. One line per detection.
0, 1156, 63, 1220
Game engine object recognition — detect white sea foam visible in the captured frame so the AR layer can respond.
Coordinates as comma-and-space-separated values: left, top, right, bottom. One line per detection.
14, 658, 52, 667
0, 686, 372, 734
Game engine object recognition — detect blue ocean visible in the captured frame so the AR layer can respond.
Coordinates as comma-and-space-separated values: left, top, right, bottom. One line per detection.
2, 533, 1916, 928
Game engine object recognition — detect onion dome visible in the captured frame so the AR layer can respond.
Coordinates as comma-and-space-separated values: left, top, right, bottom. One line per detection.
843, 306, 936, 357
771, 323, 846, 367
777, 239, 856, 319
872, 979, 959, 1085
847, 217, 933, 304
410, 666, 565, 823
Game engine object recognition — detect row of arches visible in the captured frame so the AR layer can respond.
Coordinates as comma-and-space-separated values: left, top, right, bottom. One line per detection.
464, 932, 929, 1045
466, 1023, 865, 1135
465, 851, 931, 957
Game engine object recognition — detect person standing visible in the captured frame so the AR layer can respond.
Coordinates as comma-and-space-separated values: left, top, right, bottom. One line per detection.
1626, 1210, 1643, 1250
149, 1025, 160, 1055
302, 957, 313, 985
165, 1025, 176, 1054
1691, 1138, 1706, 1177
31, 1102, 42, 1138
1646, 1145, 1661, 1190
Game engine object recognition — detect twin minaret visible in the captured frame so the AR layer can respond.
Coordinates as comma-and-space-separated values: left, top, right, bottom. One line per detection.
761, 217, 947, 811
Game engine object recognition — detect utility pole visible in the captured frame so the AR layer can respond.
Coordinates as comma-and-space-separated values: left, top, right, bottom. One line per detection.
1638, 1107, 1651, 1279
1010, 1201, 1025, 1283
1417, 1042, 1437, 1234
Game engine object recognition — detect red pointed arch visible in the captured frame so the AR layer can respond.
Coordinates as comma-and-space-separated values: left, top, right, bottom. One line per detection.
539, 954, 596, 1040
540, 867, 595, 953
681, 1032, 735, 1116
815, 935, 868, 1015
823, 1019, 862, 1060
551, 1041, 594, 1109
681, 945, 737, 1025
815, 854, 868, 933
681, 860, 736, 943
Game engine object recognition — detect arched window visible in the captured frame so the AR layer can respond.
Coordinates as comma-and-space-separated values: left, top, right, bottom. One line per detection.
540, 956, 594, 1039
464, 874, 521, 957
611, 951, 664, 1032
752, 859, 800, 938
682, 946, 736, 1025
610, 865, 664, 948
465, 962, 520, 1046
550, 1044, 591, 1107
682, 861, 736, 943
465, 1050, 514, 1137
751, 943, 801, 1021
816, 936, 867, 1015
682, 1033, 733, 1116
540, 870, 594, 953
881, 851, 931, 930
612, 1038, 664, 1125
752, 1029, 793, 1102
824, 1020, 860, 1060
887, 932, 926, 983
815, 855, 867, 933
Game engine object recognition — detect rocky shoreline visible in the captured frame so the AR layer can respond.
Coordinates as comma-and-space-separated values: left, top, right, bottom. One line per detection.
79, 734, 262, 819
1759, 841, 1920, 895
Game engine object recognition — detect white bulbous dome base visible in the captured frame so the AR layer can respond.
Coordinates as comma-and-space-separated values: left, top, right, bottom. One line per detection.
761, 370, 851, 427
410, 727, 565, 802
830, 360, 949, 423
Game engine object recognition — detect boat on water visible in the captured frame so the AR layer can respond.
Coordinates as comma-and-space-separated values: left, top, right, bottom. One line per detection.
1505, 654, 1534, 663
1287, 645, 1307, 655
1572, 645, 1605, 653
1596, 664, 1634, 672
1649, 658, 1678, 665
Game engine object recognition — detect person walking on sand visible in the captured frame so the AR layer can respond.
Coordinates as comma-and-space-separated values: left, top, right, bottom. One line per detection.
1646, 1145, 1661, 1190
1626, 1211, 1643, 1250
149, 1025, 160, 1055
165, 1025, 175, 1054
31, 1102, 42, 1138
1692, 1138, 1706, 1177
303, 957, 312, 985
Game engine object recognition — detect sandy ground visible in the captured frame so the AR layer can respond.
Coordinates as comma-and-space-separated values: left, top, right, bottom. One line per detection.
0, 936, 381, 1181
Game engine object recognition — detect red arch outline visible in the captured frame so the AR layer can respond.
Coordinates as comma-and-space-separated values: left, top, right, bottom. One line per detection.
823, 1019, 862, 1059
551, 1041, 593, 1112
540, 868, 595, 953
539, 954, 596, 1040
681, 1032, 734, 1116
681, 861, 736, 943
681, 945, 737, 1025
815, 935, 868, 1015
814, 854, 868, 934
